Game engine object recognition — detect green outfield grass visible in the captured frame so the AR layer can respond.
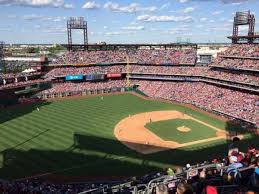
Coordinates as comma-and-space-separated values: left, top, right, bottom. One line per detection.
145, 119, 216, 143
0, 93, 257, 180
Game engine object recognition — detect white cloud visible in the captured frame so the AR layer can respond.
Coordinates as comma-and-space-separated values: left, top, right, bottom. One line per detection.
34, 25, 41, 29
7, 14, 17, 18
178, 0, 248, 4
121, 26, 145, 30
239, 25, 248, 32
130, 21, 139, 25
164, 27, 191, 35
200, 17, 207, 22
223, 23, 232, 27
160, 3, 170, 10
0, 28, 11, 31
212, 10, 223, 15
23, 14, 43, 20
105, 31, 137, 36
223, 0, 248, 5
150, 28, 159, 31
181, 7, 195, 13
209, 26, 231, 31
104, 2, 156, 13
82, 1, 100, 9
178, 0, 189, 3
53, 17, 62, 22
43, 26, 66, 34
23, 15, 66, 22
42, 16, 66, 22
0, 0, 64, 7
64, 3, 74, 9
196, 24, 203, 28
137, 15, 193, 23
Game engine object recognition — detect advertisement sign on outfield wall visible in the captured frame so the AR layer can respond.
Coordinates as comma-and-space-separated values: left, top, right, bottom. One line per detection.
85, 74, 105, 81
65, 75, 83, 81
106, 73, 121, 78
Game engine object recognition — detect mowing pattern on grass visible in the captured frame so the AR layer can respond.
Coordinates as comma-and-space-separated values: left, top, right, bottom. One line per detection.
145, 119, 217, 144
0, 93, 254, 180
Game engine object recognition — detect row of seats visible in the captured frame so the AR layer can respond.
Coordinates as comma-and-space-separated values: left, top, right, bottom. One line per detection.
44, 66, 259, 85
38, 80, 128, 94
53, 49, 197, 65
0, 140, 258, 194
137, 81, 258, 125
214, 44, 259, 70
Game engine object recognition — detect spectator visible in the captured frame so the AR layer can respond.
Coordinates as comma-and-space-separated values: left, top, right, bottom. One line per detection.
156, 183, 169, 194
176, 183, 193, 194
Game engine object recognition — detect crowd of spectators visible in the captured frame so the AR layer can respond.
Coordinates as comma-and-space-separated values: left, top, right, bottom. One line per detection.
2, 44, 258, 90
218, 44, 259, 58
53, 49, 197, 65
44, 65, 259, 86
0, 141, 258, 194
214, 58, 259, 71
135, 49, 196, 64
0, 79, 46, 90
0, 179, 112, 194
0, 72, 41, 79
0, 72, 43, 90
214, 44, 259, 70
2, 62, 32, 73
44, 66, 125, 79
3, 64, 257, 90
137, 81, 258, 124
53, 50, 127, 65
130, 66, 258, 85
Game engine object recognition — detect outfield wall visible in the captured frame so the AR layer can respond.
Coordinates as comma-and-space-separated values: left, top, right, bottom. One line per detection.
33, 87, 135, 99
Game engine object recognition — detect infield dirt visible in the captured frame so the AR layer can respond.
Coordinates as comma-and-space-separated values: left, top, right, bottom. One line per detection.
114, 111, 230, 154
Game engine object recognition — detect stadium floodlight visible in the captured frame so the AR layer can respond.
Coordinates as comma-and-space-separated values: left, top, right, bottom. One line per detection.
235, 11, 250, 25
230, 10, 257, 44
67, 17, 88, 50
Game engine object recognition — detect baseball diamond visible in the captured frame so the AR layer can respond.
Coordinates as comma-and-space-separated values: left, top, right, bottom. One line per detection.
0, 93, 254, 180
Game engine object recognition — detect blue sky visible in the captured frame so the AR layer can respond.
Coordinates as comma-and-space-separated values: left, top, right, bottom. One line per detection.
0, 0, 258, 44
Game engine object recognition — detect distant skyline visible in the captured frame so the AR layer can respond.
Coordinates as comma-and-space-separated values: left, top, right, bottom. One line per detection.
0, 0, 258, 44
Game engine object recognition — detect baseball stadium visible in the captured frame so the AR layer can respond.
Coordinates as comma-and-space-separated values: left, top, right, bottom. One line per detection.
0, 2, 259, 194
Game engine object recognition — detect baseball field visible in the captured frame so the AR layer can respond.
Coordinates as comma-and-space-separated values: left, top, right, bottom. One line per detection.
0, 93, 257, 181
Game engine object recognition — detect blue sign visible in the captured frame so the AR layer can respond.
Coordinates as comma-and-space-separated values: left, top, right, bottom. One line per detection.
85, 74, 93, 80
65, 75, 83, 81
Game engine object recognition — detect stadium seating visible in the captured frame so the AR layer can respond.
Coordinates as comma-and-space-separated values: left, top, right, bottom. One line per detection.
52, 49, 197, 65
218, 44, 259, 58
214, 44, 259, 70
38, 80, 128, 94
137, 81, 258, 125
0, 144, 258, 194
43, 66, 258, 86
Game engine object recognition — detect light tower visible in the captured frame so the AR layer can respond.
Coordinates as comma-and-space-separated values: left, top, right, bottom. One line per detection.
67, 17, 88, 51
229, 11, 256, 44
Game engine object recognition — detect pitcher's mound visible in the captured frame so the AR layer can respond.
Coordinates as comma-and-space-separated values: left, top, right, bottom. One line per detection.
177, 126, 191, 132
